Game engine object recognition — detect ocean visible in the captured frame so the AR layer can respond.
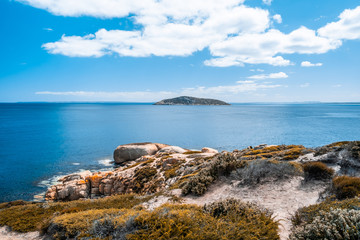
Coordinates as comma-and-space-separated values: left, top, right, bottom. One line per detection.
0, 102, 359, 202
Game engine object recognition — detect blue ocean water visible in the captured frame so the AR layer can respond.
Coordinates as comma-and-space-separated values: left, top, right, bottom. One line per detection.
0, 102, 360, 202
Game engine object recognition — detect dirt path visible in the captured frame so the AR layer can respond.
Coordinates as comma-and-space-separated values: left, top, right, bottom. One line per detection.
183, 176, 327, 240
0, 227, 43, 240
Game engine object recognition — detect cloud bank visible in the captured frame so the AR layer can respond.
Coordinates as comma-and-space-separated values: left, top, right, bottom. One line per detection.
36, 80, 282, 101
18, 0, 360, 67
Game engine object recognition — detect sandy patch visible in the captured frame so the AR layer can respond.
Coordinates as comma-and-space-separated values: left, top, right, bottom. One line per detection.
183, 176, 327, 240
0, 227, 43, 240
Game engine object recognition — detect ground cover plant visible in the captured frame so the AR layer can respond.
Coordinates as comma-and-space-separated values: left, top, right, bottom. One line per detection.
290, 208, 360, 240
50, 199, 279, 240
0, 194, 153, 233
291, 197, 360, 227
302, 162, 334, 181
331, 176, 360, 200
0, 195, 280, 240
233, 160, 303, 185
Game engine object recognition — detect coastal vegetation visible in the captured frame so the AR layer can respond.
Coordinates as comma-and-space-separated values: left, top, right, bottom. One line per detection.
1, 141, 360, 239
303, 162, 334, 181
290, 198, 360, 239
0, 196, 279, 239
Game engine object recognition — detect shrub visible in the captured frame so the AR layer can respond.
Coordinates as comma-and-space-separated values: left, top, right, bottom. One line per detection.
49, 208, 123, 238
0, 194, 153, 233
289, 208, 360, 240
234, 160, 303, 185
129, 202, 279, 240
291, 198, 360, 227
134, 167, 157, 182
239, 145, 307, 161
303, 162, 334, 181
332, 176, 360, 200
314, 141, 350, 156
180, 153, 243, 195
44, 201, 279, 240
203, 198, 272, 218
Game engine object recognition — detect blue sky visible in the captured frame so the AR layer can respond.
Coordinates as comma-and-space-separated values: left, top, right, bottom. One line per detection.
0, 0, 359, 102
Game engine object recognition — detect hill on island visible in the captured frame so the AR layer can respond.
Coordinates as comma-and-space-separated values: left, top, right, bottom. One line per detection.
154, 96, 230, 105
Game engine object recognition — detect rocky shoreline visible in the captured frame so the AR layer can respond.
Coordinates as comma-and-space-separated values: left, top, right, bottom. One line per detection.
45, 141, 360, 202
46, 142, 219, 201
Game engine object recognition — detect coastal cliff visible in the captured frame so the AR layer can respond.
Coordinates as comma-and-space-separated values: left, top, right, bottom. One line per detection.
154, 96, 230, 105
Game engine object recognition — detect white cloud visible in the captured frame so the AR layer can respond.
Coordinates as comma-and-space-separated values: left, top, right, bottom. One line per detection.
17, 0, 356, 67
35, 81, 282, 101
248, 72, 288, 80
206, 27, 341, 67
43, 28, 53, 31
318, 6, 360, 40
263, 0, 272, 6
42, 4, 271, 58
301, 61, 323, 67
273, 14, 282, 24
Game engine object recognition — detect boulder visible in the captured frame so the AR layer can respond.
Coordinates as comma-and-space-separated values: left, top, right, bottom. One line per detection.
158, 146, 187, 154
201, 147, 219, 154
113, 142, 168, 164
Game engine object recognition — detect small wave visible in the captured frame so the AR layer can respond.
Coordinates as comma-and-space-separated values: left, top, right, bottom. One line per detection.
34, 174, 67, 202
72, 162, 80, 165
98, 159, 114, 167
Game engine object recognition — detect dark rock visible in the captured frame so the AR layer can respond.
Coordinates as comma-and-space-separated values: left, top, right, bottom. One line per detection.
154, 96, 230, 105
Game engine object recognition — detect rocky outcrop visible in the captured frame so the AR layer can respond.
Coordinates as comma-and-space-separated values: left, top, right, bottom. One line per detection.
46, 144, 217, 201
46, 171, 92, 201
154, 96, 230, 105
113, 142, 168, 164
45, 141, 360, 201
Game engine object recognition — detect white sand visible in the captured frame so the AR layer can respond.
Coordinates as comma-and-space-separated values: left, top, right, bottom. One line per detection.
0, 227, 43, 240
183, 176, 327, 240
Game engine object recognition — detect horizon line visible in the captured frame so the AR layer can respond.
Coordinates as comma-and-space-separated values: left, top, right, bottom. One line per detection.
1, 101, 360, 104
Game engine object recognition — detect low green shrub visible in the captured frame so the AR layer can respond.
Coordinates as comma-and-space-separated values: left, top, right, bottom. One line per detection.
234, 160, 303, 185
239, 145, 308, 161
0, 194, 152, 233
303, 162, 334, 181
129, 202, 279, 240
332, 176, 360, 200
180, 152, 243, 195
43, 200, 279, 240
291, 198, 360, 227
290, 208, 360, 240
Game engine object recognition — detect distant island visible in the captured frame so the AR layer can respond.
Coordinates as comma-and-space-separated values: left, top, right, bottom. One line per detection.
154, 96, 230, 105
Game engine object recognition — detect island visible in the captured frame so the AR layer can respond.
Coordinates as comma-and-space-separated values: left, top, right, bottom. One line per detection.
154, 96, 230, 105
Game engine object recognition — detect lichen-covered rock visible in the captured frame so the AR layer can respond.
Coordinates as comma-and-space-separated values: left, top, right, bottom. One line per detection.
45, 171, 91, 201
46, 147, 218, 201
158, 146, 187, 154
201, 147, 218, 153
113, 142, 168, 164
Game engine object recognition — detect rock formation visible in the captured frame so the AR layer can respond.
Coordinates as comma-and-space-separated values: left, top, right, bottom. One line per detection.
46, 144, 218, 201
113, 142, 168, 164
46, 141, 360, 202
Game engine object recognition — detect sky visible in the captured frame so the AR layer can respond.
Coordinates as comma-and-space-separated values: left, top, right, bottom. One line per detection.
0, 0, 359, 102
